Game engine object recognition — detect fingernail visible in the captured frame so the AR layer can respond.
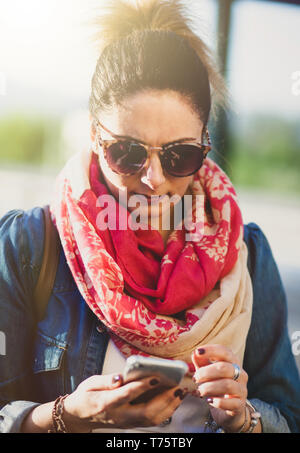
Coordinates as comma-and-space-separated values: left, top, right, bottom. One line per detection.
206, 398, 213, 404
197, 348, 206, 355
150, 378, 159, 386
112, 374, 122, 385
174, 389, 185, 400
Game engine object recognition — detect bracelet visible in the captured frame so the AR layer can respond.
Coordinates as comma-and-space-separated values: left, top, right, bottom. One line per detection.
237, 405, 250, 433
48, 395, 70, 433
204, 400, 261, 433
242, 400, 261, 433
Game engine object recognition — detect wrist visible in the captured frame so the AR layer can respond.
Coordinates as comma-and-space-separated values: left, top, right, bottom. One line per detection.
236, 406, 251, 433
235, 400, 262, 433
220, 409, 248, 433
21, 402, 56, 433
206, 400, 262, 434
62, 394, 91, 433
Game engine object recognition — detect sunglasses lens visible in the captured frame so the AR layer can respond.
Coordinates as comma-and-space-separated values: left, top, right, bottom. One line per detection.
163, 145, 206, 177
105, 142, 147, 175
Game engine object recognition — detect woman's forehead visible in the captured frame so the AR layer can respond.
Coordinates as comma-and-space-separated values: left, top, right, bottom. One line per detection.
99, 90, 203, 144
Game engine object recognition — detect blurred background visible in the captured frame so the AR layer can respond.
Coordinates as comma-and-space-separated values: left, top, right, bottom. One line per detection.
0, 0, 299, 367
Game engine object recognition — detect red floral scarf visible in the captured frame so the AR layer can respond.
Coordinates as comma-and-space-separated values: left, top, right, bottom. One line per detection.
50, 148, 251, 374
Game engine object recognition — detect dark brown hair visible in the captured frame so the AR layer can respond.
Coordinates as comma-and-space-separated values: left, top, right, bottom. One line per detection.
89, 0, 228, 125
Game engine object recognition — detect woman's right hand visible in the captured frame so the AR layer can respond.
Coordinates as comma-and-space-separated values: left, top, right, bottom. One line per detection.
62, 373, 185, 432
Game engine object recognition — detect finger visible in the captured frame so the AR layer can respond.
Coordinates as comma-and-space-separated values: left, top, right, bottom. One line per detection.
79, 373, 124, 391
207, 396, 244, 416
149, 386, 186, 405
150, 392, 184, 425
198, 378, 246, 399
192, 344, 239, 368
107, 376, 163, 407
135, 386, 186, 426
194, 361, 248, 384
191, 349, 211, 369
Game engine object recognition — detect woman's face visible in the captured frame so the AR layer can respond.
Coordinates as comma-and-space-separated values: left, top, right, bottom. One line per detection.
94, 90, 204, 225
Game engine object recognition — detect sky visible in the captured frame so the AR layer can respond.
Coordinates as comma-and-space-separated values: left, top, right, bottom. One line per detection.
0, 0, 299, 119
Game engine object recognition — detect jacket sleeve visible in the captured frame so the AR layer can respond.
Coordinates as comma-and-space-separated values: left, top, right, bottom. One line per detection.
0, 208, 45, 432
243, 223, 300, 433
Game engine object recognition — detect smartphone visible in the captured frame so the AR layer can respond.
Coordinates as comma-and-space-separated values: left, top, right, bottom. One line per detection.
123, 355, 188, 386
123, 355, 188, 403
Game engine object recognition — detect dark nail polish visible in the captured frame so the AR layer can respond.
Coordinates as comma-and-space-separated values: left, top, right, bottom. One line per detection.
174, 389, 185, 400
112, 374, 122, 384
193, 388, 202, 398
150, 379, 159, 386
197, 348, 205, 355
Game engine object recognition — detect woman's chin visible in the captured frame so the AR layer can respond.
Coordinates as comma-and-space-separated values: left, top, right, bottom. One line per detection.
128, 203, 173, 230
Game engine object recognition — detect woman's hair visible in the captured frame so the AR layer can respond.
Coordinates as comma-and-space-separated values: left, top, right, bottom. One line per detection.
89, 0, 228, 126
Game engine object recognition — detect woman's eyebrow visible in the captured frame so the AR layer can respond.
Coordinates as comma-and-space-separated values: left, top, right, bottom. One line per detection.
110, 132, 198, 146
163, 137, 198, 146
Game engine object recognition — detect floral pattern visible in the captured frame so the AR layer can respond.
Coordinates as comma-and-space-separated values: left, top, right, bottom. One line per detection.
50, 148, 244, 374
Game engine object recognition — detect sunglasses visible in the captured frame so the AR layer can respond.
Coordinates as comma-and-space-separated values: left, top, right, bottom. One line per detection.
95, 120, 211, 178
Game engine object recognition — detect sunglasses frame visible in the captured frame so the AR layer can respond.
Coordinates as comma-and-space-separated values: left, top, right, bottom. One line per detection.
94, 119, 212, 177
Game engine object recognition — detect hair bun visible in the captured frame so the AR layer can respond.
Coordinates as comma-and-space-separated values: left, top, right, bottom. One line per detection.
92, 0, 195, 51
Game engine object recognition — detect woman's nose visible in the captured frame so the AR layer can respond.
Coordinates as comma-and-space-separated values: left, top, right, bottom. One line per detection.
141, 152, 166, 190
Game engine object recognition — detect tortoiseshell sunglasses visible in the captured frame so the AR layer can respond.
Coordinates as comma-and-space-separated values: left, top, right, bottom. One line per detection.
95, 120, 211, 177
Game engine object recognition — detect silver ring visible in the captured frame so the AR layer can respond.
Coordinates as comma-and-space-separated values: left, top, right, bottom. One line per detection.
232, 363, 241, 381
159, 417, 172, 427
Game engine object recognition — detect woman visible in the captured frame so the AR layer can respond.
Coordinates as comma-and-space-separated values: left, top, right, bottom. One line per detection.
0, 0, 299, 433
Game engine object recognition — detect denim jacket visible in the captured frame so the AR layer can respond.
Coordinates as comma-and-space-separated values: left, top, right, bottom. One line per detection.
0, 207, 299, 433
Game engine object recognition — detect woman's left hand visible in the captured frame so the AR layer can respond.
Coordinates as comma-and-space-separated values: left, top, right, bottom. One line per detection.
192, 344, 249, 433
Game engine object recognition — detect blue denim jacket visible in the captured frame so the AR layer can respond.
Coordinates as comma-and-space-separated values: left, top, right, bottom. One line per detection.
0, 207, 299, 433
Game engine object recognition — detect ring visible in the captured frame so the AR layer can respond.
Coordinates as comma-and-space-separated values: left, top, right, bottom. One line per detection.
159, 417, 172, 427
232, 363, 241, 381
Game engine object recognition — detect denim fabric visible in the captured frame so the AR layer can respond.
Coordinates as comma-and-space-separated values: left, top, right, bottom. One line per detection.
0, 207, 299, 433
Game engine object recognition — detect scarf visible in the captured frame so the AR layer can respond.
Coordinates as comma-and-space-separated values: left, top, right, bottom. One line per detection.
49, 146, 253, 387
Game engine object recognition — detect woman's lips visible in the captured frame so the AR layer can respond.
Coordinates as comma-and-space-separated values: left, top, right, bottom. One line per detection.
135, 193, 169, 204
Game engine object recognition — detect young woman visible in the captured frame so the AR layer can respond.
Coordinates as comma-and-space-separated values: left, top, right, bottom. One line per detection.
0, 0, 299, 433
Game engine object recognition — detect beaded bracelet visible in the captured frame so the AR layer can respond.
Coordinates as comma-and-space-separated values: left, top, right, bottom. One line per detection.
204, 400, 261, 433
243, 400, 261, 433
48, 395, 70, 433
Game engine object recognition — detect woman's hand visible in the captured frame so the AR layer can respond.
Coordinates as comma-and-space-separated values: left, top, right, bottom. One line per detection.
63, 373, 185, 432
192, 344, 254, 433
